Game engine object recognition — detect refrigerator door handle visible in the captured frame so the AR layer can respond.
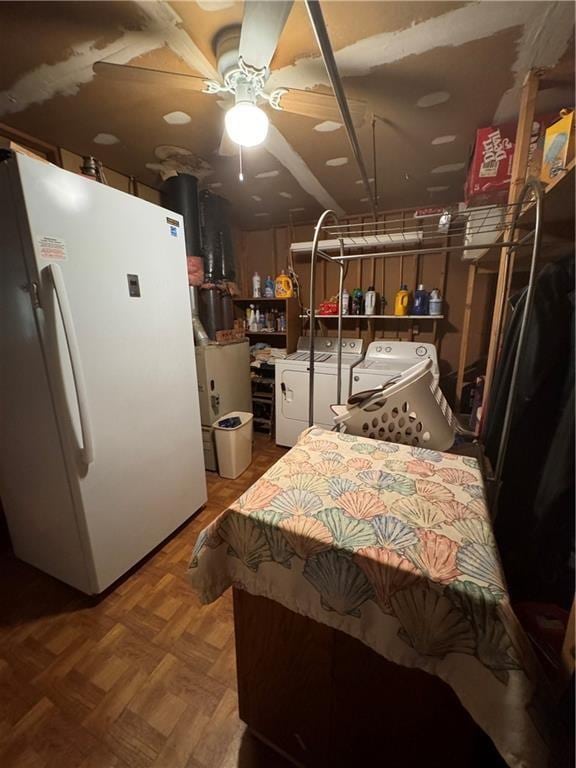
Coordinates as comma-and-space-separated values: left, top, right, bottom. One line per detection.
48, 263, 95, 466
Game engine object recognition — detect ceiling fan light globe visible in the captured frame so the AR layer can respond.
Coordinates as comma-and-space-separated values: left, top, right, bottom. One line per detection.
225, 102, 269, 147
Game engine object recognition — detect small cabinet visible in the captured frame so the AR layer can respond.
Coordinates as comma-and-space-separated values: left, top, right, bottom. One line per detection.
233, 589, 332, 766
251, 363, 275, 435
233, 589, 505, 768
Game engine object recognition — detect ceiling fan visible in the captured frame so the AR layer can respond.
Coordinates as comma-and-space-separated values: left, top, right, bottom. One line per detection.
93, 0, 365, 156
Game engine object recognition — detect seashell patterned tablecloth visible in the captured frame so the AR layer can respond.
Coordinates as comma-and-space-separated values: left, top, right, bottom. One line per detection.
189, 427, 550, 768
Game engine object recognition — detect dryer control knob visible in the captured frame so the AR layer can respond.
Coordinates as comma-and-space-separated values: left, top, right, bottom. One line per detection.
385, 346, 392, 353
416, 346, 427, 356
326, 340, 333, 347
376, 345, 382, 352
342, 341, 347, 347
354, 375, 359, 382
349, 342, 355, 348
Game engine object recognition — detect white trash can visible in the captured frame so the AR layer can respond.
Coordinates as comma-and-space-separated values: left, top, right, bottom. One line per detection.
212, 411, 254, 479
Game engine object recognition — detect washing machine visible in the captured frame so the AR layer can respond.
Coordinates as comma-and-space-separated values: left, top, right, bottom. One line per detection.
275, 337, 365, 447
351, 341, 439, 395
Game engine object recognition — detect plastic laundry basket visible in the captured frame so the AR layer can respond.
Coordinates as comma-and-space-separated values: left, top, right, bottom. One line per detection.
212, 411, 254, 479
331, 360, 471, 452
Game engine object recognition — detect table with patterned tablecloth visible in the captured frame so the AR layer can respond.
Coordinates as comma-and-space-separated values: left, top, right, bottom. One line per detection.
189, 427, 551, 768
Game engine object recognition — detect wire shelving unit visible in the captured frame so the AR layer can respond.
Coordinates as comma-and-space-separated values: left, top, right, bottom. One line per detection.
289, 180, 545, 508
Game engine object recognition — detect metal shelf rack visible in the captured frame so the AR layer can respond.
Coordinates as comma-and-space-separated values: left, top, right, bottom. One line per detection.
290, 180, 544, 509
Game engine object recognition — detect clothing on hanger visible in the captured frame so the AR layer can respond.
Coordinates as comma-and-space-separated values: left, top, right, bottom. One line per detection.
484, 254, 574, 606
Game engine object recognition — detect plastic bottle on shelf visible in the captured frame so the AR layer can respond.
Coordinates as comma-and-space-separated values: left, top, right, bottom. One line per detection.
394, 285, 410, 316
341, 288, 350, 315
429, 289, 443, 316
264, 275, 275, 298
275, 270, 294, 298
364, 286, 376, 315
351, 288, 363, 315
277, 312, 287, 332
413, 284, 430, 316
252, 272, 261, 298
248, 305, 256, 331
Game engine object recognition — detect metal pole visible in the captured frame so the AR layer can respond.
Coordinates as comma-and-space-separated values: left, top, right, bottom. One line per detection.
304, 0, 376, 216
372, 116, 378, 210
492, 180, 543, 514
336, 240, 345, 407
308, 209, 338, 427
330, 240, 528, 261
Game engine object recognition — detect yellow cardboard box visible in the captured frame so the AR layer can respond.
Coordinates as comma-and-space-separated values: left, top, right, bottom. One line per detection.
540, 110, 574, 185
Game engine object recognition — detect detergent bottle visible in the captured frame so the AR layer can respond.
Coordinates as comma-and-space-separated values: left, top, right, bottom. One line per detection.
394, 285, 410, 316
275, 269, 294, 298
429, 289, 443, 316
264, 275, 275, 298
364, 286, 377, 315
413, 284, 429, 316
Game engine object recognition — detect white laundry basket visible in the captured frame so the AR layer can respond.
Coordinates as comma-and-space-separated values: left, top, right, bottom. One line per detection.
212, 411, 254, 479
331, 360, 466, 452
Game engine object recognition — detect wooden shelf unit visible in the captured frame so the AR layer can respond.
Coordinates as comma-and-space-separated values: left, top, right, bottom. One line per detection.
233, 297, 301, 353
471, 159, 575, 272
301, 313, 444, 320
233, 298, 300, 438
246, 331, 286, 336
455, 71, 575, 409
301, 310, 444, 345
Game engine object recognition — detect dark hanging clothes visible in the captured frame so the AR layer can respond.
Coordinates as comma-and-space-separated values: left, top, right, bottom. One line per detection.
483, 254, 574, 607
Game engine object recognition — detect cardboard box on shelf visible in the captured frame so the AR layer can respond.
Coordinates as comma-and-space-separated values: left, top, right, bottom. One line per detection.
465, 117, 552, 205
465, 124, 515, 205
216, 328, 245, 343
540, 110, 575, 186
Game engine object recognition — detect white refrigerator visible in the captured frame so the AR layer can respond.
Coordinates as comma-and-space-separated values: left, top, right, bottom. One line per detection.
0, 152, 207, 594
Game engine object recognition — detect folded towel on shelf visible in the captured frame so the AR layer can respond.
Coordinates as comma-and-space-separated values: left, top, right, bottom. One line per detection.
250, 344, 287, 365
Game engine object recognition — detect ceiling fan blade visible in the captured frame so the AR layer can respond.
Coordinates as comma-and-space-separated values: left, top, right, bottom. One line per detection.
239, 1, 293, 71
277, 87, 367, 127
93, 61, 210, 93
218, 128, 238, 157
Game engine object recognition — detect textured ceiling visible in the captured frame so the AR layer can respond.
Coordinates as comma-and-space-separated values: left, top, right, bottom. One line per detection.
0, 1, 574, 227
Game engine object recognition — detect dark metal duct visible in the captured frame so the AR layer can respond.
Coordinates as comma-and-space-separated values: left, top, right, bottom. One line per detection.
189, 286, 211, 346
199, 288, 224, 341
161, 174, 210, 345
161, 174, 202, 258
200, 190, 236, 283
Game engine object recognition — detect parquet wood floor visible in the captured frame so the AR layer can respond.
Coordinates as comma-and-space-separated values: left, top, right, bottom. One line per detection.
0, 435, 289, 768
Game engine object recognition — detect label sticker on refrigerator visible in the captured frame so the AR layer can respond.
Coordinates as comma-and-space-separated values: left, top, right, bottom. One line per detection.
38, 235, 67, 261
169, 226, 178, 237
